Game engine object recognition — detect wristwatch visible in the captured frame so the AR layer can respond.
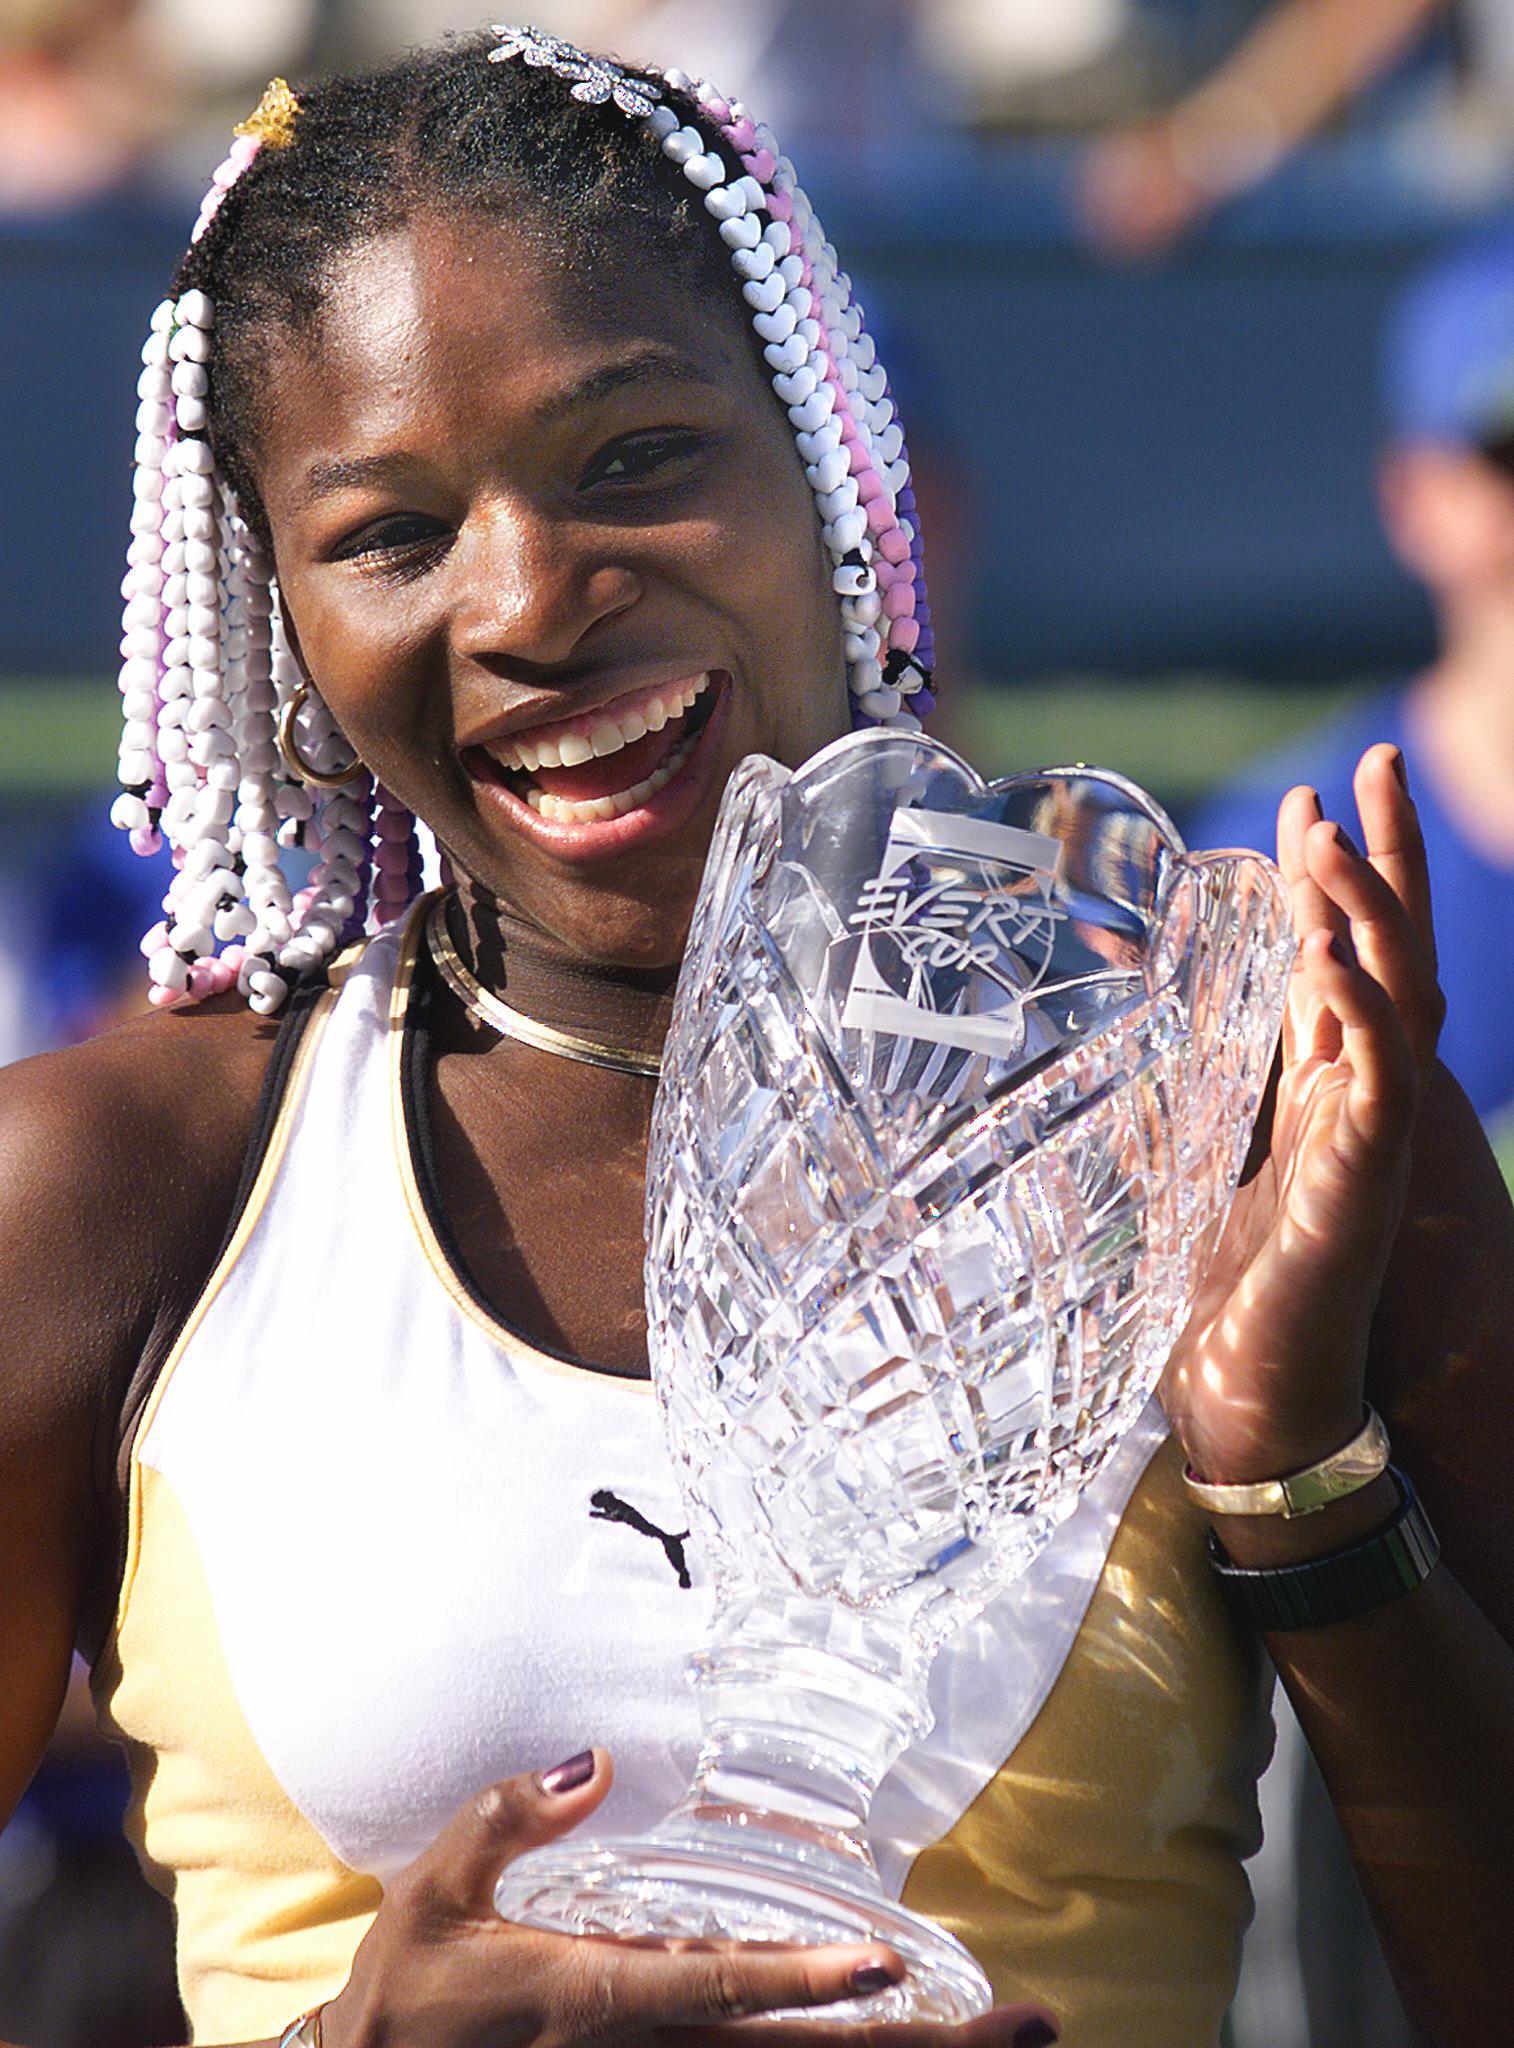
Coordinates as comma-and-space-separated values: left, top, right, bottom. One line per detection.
1207, 1465, 1440, 1631
277, 2009, 324, 2048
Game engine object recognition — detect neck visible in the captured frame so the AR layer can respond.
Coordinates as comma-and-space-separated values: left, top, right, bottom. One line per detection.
1409, 589, 1514, 865
444, 883, 680, 1068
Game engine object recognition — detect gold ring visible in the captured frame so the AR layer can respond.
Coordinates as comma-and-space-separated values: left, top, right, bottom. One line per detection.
276, 684, 365, 788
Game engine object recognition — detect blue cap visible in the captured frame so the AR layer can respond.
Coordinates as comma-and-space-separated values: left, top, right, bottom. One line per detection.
1382, 226, 1514, 446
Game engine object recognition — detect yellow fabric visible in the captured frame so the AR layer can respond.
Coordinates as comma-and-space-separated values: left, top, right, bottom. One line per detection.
94, 1465, 383, 2044
903, 1435, 1270, 2047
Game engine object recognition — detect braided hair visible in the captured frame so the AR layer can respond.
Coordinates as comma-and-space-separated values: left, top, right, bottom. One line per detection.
116, 28, 935, 1014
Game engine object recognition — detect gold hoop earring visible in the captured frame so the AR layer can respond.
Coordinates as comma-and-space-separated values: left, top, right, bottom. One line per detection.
277, 684, 366, 789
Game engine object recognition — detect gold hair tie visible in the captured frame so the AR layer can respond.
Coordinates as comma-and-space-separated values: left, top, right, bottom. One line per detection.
235, 77, 300, 151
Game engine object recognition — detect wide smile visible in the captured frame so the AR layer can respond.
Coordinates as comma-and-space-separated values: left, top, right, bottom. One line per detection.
460, 669, 731, 861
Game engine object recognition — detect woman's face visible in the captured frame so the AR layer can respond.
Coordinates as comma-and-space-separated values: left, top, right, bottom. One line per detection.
253, 206, 848, 968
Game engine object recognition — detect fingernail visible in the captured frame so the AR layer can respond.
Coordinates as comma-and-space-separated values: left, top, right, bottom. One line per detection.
1012, 2020, 1059, 2048
536, 1750, 595, 1796
1306, 786, 1323, 816
849, 1965, 900, 1996
1333, 823, 1360, 856
1388, 747, 1409, 792
1327, 931, 1352, 966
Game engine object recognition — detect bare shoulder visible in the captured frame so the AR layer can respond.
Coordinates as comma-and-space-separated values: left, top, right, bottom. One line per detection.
0, 995, 280, 1338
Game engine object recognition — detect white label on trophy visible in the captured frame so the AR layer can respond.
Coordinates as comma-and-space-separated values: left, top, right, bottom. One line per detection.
840, 808, 1068, 1057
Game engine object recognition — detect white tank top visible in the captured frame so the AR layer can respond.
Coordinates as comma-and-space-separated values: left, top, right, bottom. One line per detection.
96, 898, 1267, 2047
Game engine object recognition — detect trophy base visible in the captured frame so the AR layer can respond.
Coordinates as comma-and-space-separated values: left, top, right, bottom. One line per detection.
494, 1819, 991, 2024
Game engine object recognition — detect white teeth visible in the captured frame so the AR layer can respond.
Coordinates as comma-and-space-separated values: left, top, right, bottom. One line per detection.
524, 730, 698, 823
492, 672, 711, 773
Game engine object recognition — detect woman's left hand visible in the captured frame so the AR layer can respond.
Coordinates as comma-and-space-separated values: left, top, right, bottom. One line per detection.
1163, 743, 1445, 1485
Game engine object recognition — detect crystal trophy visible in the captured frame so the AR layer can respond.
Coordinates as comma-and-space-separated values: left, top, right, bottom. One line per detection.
495, 729, 1294, 2021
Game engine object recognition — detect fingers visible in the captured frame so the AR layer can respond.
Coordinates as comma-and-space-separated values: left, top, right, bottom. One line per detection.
1275, 785, 1343, 1065
419, 1749, 613, 1912
566, 1931, 907, 2030
1352, 743, 1437, 967
1299, 927, 1418, 1145
1303, 814, 1444, 1069
692, 2000, 1060, 2048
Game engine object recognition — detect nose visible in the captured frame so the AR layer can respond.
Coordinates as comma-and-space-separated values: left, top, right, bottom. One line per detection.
451, 496, 639, 674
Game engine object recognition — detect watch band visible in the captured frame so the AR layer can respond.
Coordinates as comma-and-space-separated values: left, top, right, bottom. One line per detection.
1208, 1465, 1440, 1631
277, 2008, 324, 2048
1183, 1404, 1390, 1517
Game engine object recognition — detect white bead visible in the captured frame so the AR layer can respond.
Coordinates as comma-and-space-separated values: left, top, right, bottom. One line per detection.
857, 685, 901, 721
177, 289, 213, 330
184, 507, 217, 540
118, 748, 155, 785
136, 400, 172, 436
122, 717, 156, 750
142, 329, 171, 367
891, 712, 924, 733
121, 626, 159, 660
171, 361, 209, 401
248, 972, 288, 1015
807, 448, 850, 494
242, 741, 279, 775
683, 153, 724, 192
242, 831, 279, 866
165, 760, 198, 793
731, 243, 775, 281
183, 538, 217, 574
132, 468, 164, 505
817, 484, 858, 524
780, 255, 806, 288
763, 335, 806, 376
788, 385, 836, 432
198, 788, 235, 825
840, 588, 882, 623
134, 435, 169, 471
170, 920, 214, 957
136, 365, 171, 402
258, 908, 293, 945
837, 357, 859, 394
737, 176, 768, 212
148, 950, 189, 991
647, 105, 679, 140
149, 299, 176, 334
110, 793, 150, 831
176, 396, 209, 433
214, 902, 256, 941
704, 184, 746, 221
158, 728, 189, 763
121, 690, 157, 722
825, 508, 868, 552
276, 784, 314, 821
177, 437, 214, 475
852, 332, 877, 372
169, 324, 211, 363
662, 126, 702, 163
187, 698, 226, 733
127, 533, 164, 566
719, 214, 762, 252
186, 604, 219, 639
742, 274, 786, 315
844, 627, 882, 662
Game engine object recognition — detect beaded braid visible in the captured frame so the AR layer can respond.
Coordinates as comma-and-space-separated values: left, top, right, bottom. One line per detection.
113, 36, 935, 1014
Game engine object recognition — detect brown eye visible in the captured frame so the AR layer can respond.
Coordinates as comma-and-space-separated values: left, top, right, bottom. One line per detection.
580, 430, 703, 489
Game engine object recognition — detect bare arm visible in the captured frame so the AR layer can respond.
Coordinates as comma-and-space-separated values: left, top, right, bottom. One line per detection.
1168, 750, 1514, 2043
1078, 0, 1447, 258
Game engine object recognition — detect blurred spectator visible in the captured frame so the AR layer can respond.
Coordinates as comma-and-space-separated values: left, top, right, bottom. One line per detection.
1077, 0, 1451, 259
1190, 226, 1514, 1135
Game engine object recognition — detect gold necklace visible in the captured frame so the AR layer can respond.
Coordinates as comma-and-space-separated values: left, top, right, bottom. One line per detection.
425, 897, 663, 1079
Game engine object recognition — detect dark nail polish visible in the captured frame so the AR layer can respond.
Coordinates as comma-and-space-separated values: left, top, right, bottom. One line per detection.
1333, 823, 1360, 856
1388, 747, 1409, 792
1306, 786, 1323, 817
849, 1965, 899, 1996
536, 1750, 595, 1796
1011, 2020, 1059, 2048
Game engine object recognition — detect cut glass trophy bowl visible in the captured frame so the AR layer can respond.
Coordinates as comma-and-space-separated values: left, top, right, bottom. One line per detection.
495, 729, 1295, 2020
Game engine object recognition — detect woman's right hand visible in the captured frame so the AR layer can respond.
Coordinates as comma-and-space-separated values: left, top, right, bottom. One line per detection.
319, 1750, 1059, 2048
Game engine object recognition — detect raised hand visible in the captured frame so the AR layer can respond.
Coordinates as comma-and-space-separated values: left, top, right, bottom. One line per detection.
318, 1751, 1059, 2048
1164, 743, 1443, 1486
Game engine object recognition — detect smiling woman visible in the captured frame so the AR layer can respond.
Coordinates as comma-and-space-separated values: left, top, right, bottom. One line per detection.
1, 23, 1513, 2048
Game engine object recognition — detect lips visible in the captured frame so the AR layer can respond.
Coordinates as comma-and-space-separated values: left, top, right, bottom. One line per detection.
460, 670, 728, 851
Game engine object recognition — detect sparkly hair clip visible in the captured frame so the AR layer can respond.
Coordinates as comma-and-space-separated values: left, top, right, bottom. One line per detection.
485, 23, 935, 729
234, 76, 301, 151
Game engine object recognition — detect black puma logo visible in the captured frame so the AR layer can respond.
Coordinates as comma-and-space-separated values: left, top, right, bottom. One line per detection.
589, 1489, 693, 1589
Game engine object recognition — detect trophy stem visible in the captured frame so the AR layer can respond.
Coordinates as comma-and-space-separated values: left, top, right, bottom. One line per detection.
677, 1589, 933, 1869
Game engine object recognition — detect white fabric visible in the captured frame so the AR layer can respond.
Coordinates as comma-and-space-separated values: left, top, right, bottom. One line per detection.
141, 913, 1163, 1887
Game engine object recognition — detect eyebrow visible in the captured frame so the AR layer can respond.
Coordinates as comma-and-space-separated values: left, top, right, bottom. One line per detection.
298, 347, 720, 507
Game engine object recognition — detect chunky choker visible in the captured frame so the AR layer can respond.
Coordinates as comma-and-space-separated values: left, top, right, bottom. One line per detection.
425, 896, 663, 1079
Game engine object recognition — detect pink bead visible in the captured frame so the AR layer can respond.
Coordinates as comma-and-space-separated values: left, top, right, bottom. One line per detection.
148, 985, 180, 1010
847, 442, 869, 476
865, 497, 894, 537
800, 259, 814, 286
875, 559, 899, 590
878, 526, 912, 564
856, 468, 885, 505
891, 616, 921, 654
187, 962, 216, 999
130, 826, 162, 857
727, 117, 757, 150
883, 582, 916, 620
840, 413, 859, 443
742, 147, 777, 183
220, 945, 247, 975
702, 95, 732, 123
766, 189, 793, 222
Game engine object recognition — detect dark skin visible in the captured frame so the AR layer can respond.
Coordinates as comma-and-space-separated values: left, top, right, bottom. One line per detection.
0, 205, 1510, 2047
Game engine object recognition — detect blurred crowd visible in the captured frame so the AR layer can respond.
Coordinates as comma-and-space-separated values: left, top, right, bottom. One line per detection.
5, 5, 1514, 2048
